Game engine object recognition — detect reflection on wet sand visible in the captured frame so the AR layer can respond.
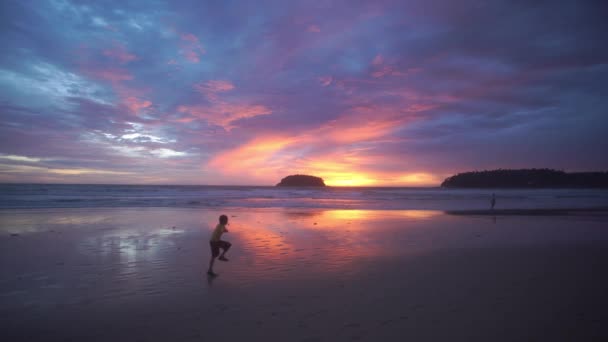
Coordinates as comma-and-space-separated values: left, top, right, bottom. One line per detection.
3, 208, 608, 341
224, 209, 444, 283
3, 207, 605, 293
0, 208, 447, 290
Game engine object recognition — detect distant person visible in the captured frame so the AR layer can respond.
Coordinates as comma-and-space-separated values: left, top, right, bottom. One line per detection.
491, 193, 496, 210
207, 214, 231, 276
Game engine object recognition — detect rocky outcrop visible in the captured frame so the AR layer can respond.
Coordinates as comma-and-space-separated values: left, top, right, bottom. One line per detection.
276, 175, 326, 187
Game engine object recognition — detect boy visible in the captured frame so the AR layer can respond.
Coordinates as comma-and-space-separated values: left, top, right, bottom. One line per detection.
207, 214, 231, 276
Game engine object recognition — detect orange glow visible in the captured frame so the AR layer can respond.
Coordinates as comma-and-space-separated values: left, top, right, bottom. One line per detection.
394, 173, 442, 186
208, 136, 298, 181
207, 135, 442, 186
315, 209, 441, 224
396, 210, 441, 219
324, 120, 397, 143
228, 209, 404, 276
323, 173, 377, 186
320, 209, 377, 222
203, 100, 446, 186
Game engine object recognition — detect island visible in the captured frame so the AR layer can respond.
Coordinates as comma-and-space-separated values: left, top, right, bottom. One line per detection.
276, 174, 326, 187
441, 169, 608, 188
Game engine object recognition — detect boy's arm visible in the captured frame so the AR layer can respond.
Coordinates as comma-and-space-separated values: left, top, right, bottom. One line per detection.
223, 226, 229, 233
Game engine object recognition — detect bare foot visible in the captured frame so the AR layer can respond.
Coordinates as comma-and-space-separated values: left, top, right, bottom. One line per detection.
207, 271, 218, 276
219, 256, 229, 261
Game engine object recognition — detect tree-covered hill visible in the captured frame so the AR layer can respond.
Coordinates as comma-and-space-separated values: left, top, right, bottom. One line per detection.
276, 175, 326, 187
441, 169, 608, 188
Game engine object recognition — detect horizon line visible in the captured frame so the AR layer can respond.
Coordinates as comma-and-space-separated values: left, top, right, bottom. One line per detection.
0, 181, 441, 188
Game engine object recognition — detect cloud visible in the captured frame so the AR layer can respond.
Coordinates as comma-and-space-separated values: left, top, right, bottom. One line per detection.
103, 44, 138, 64
194, 80, 235, 100
1, 0, 607, 185
123, 96, 152, 115
307, 25, 321, 33
178, 103, 272, 130
150, 148, 188, 158
180, 33, 205, 63
204, 100, 439, 185
0, 163, 132, 175
207, 136, 298, 181
175, 79, 271, 130
0, 62, 111, 108
85, 68, 133, 83
318, 76, 333, 87
372, 54, 383, 66
197, 80, 235, 93
0, 154, 42, 163
81, 122, 189, 161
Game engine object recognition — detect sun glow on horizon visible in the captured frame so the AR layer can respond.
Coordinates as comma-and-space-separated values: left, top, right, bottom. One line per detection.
323, 173, 377, 187
321, 171, 441, 187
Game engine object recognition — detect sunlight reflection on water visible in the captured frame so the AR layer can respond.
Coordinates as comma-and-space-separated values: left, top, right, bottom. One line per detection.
2, 207, 607, 303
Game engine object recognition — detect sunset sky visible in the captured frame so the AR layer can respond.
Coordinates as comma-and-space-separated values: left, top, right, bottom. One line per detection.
1, 0, 607, 186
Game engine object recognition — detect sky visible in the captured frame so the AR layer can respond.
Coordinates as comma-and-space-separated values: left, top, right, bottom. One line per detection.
1, 0, 607, 186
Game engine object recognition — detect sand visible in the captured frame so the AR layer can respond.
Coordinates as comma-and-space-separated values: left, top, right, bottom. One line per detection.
1, 208, 607, 341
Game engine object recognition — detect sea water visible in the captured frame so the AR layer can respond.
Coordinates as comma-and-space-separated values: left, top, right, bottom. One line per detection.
1, 184, 607, 210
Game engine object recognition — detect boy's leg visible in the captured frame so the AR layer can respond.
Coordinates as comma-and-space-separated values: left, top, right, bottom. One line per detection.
219, 241, 231, 260
208, 241, 219, 274
207, 256, 217, 274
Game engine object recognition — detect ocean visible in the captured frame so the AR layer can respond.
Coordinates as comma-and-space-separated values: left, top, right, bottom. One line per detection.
1, 183, 607, 211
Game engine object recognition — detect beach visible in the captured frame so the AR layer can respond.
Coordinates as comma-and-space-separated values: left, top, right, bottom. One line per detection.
1, 207, 607, 341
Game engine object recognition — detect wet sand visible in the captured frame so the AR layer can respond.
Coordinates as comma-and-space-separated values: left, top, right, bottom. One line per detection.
1, 208, 608, 341
446, 207, 608, 216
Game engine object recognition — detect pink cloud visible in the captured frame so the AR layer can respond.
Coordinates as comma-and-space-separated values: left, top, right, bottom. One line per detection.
103, 44, 137, 64
194, 80, 236, 101
180, 33, 199, 42
76, 47, 154, 117
172, 117, 196, 123
307, 25, 321, 33
196, 80, 235, 93
405, 103, 437, 112
369, 55, 420, 78
318, 76, 333, 87
178, 102, 271, 130
123, 96, 152, 115
113, 84, 154, 117
372, 65, 393, 78
372, 54, 384, 66
183, 51, 200, 63
180, 33, 206, 63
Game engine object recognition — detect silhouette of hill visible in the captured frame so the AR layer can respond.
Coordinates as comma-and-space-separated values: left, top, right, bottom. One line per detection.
441, 169, 608, 188
276, 175, 326, 187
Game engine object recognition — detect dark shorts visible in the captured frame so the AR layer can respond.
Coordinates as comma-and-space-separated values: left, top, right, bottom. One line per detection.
210, 240, 231, 257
